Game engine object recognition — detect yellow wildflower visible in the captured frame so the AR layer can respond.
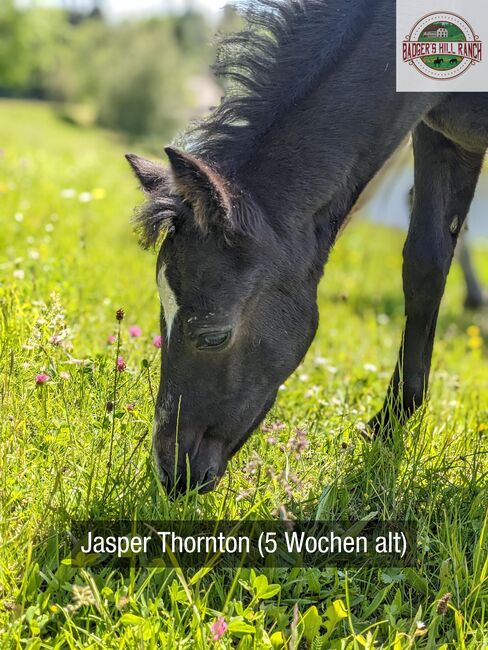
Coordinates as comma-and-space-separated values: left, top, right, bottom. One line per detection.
468, 336, 483, 350
91, 187, 106, 200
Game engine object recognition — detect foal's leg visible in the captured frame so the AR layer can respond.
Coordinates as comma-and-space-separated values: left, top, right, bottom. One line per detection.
410, 191, 486, 310
369, 122, 484, 435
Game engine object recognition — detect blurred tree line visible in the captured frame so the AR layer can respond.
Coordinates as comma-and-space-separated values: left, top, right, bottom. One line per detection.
0, 0, 239, 143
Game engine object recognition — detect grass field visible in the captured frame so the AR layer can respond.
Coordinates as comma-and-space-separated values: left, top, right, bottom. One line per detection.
0, 100, 487, 649
420, 56, 460, 72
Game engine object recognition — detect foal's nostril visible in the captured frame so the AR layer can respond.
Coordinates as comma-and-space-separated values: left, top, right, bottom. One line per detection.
200, 466, 219, 490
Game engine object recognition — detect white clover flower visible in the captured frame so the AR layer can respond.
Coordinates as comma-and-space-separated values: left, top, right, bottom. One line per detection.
305, 385, 320, 397
364, 363, 377, 373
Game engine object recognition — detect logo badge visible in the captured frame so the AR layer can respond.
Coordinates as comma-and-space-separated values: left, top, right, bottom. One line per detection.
402, 12, 482, 80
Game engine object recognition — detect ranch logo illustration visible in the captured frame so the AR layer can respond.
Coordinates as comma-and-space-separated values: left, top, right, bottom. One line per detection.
402, 12, 482, 81
396, 2, 488, 91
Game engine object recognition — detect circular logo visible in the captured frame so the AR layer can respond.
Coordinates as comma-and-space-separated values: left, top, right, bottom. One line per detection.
402, 12, 482, 80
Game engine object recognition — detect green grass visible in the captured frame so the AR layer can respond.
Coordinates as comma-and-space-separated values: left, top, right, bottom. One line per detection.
420, 56, 461, 71
0, 100, 487, 649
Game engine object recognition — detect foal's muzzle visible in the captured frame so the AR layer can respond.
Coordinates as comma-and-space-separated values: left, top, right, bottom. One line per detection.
156, 461, 222, 496
153, 431, 226, 496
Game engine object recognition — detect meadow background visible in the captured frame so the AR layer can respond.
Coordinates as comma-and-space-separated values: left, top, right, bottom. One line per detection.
0, 1, 487, 648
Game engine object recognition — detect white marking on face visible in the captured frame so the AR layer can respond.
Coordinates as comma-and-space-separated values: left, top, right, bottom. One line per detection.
157, 264, 179, 343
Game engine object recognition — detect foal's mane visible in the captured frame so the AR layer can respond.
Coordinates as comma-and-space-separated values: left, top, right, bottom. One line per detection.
188, 0, 370, 172
135, 0, 371, 247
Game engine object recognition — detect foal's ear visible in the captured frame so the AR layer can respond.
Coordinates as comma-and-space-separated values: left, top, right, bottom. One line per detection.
125, 153, 168, 193
164, 146, 232, 231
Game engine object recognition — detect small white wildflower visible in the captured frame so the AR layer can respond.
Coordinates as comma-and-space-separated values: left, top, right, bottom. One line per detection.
236, 488, 253, 502
415, 621, 428, 636
28, 250, 40, 260
78, 192, 92, 203
13, 269, 25, 280
299, 373, 310, 382
305, 385, 320, 398
14, 212, 23, 223
377, 313, 390, 325
116, 596, 130, 611
45, 223, 54, 233
314, 356, 328, 366
327, 365, 338, 374
71, 584, 96, 608
364, 363, 377, 373
272, 505, 296, 522
279, 384, 287, 391
60, 188, 76, 198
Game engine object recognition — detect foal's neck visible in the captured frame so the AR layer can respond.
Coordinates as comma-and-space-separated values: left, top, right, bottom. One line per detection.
238, 7, 436, 251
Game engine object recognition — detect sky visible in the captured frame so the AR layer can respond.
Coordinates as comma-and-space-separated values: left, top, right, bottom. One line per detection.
19, 0, 226, 19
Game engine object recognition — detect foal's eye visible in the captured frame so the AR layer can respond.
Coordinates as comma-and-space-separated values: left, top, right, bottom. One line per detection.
196, 330, 232, 351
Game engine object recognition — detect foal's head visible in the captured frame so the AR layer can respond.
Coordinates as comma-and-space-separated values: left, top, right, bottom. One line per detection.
128, 148, 319, 493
